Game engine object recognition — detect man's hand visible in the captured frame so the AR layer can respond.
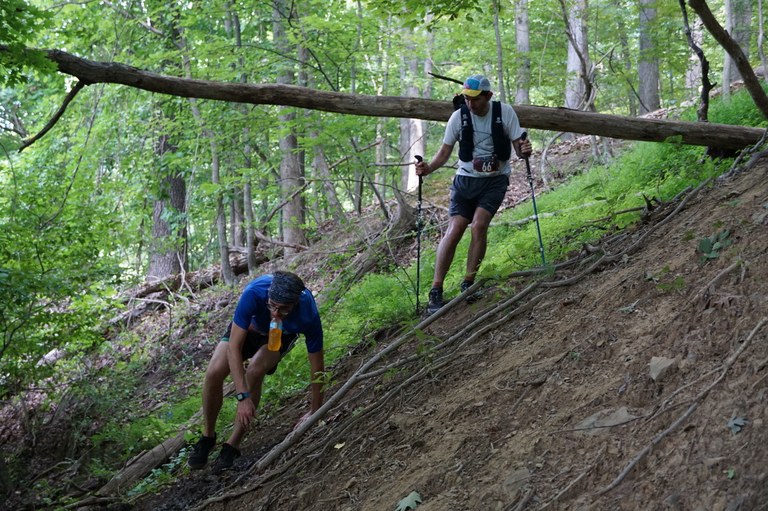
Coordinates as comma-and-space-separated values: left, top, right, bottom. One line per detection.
236, 399, 256, 427
415, 158, 431, 177
519, 138, 533, 158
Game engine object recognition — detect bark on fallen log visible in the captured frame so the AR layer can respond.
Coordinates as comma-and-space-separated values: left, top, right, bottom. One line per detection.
3, 46, 763, 150
97, 432, 187, 495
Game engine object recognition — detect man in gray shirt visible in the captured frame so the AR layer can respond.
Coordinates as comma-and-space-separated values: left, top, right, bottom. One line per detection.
415, 74, 532, 314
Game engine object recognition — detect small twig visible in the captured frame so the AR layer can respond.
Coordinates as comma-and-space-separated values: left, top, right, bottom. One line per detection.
62, 495, 120, 509
689, 259, 743, 304
587, 206, 647, 224
727, 129, 768, 174
612, 178, 711, 260
427, 71, 464, 85
511, 488, 535, 511
540, 445, 606, 510
29, 460, 71, 484
646, 367, 720, 422
751, 371, 768, 391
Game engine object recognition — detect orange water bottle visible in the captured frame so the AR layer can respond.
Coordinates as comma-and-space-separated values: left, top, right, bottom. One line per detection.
268, 319, 282, 351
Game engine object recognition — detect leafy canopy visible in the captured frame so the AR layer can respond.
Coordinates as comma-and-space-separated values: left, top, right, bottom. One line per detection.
0, 0, 54, 85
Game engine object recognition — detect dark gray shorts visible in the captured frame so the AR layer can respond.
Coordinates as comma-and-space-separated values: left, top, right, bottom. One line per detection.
449, 174, 509, 220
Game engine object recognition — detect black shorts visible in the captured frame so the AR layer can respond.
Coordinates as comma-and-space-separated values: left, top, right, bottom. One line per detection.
222, 322, 299, 375
449, 174, 509, 220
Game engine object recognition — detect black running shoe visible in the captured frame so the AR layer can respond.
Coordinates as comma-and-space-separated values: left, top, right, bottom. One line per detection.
211, 443, 241, 473
426, 287, 444, 315
460, 280, 483, 303
187, 434, 216, 469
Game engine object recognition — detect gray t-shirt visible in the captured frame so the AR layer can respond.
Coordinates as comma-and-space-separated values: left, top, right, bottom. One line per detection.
443, 102, 524, 178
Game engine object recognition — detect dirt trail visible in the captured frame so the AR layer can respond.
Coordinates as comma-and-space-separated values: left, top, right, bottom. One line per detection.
131, 156, 768, 511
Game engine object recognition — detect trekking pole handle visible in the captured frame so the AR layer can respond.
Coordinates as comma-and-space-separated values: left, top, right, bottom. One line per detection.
415, 155, 424, 189
520, 132, 533, 180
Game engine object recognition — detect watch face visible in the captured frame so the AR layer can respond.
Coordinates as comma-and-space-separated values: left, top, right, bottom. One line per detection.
236, 392, 248, 401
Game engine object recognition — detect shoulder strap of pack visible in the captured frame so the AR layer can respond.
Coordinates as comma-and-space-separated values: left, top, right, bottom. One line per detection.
491, 101, 512, 161
458, 104, 474, 162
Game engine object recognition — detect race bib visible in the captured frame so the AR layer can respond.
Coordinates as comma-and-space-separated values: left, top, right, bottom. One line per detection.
472, 155, 499, 173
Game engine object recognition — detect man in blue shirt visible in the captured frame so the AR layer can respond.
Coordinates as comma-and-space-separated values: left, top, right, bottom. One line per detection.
187, 271, 324, 472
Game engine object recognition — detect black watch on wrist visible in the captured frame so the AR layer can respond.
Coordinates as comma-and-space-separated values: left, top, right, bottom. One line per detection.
235, 391, 250, 401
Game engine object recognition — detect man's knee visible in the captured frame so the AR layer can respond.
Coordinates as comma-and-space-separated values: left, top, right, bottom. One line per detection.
445, 217, 470, 238
204, 362, 229, 387
245, 359, 272, 380
204, 344, 231, 384
471, 220, 491, 237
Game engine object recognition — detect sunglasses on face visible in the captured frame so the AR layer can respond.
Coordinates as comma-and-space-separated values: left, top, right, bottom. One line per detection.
267, 300, 294, 315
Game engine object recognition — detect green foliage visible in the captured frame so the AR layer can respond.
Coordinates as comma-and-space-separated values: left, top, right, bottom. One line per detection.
126, 453, 182, 497
697, 229, 732, 262
395, 490, 423, 511
0, 0, 54, 85
706, 81, 768, 128
656, 275, 686, 293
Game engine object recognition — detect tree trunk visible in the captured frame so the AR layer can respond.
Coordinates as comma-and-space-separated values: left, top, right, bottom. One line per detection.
684, 16, 704, 94
564, 0, 588, 111
492, 0, 506, 103
273, 0, 307, 255
229, 184, 244, 248
147, 131, 187, 281
311, 131, 346, 220
400, 47, 424, 194
722, 0, 752, 96
680, 0, 714, 123
613, 1, 637, 116
688, 0, 768, 119
515, 0, 531, 105
638, 0, 661, 114
759, 0, 767, 83
172, 29, 235, 283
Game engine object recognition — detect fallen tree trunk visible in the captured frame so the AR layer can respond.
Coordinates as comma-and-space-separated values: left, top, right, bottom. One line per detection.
96, 431, 188, 496
5, 46, 764, 151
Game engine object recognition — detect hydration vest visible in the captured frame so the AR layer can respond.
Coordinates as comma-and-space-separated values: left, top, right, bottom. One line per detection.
457, 101, 512, 162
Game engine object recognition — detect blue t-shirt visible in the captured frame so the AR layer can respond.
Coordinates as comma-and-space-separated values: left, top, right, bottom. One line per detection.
232, 274, 323, 353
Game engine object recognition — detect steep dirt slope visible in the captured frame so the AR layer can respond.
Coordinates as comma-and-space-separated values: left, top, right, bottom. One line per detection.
133, 157, 768, 511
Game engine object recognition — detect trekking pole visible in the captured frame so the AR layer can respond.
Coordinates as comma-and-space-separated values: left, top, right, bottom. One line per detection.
521, 132, 547, 267
415, 155, 424, 315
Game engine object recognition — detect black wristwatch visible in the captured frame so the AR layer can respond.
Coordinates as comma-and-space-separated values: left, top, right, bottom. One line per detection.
235, 391, 250, 401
